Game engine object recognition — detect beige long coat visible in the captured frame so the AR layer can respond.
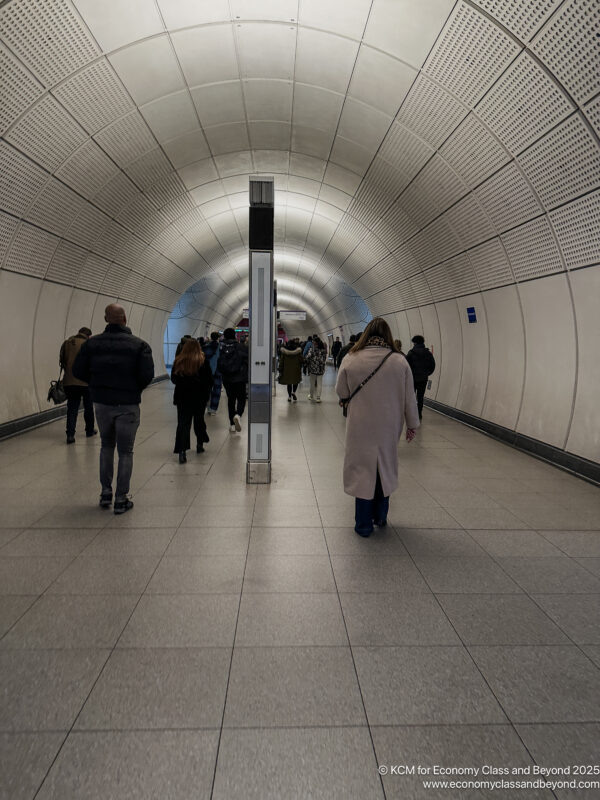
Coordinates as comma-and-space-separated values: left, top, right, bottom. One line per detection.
335, 346, 420, 498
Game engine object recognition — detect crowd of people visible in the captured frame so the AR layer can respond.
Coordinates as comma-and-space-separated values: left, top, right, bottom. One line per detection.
58, 306, 436, 535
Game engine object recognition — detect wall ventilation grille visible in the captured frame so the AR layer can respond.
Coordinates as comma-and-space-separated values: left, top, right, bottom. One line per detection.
472, 0, 562, 42
0, 44, 43, 134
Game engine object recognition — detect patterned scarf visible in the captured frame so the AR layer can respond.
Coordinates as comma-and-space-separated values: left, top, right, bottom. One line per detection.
366, 336, 390, 348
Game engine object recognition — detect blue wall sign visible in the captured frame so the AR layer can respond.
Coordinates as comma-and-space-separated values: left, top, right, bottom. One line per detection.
467, 306, 477, 323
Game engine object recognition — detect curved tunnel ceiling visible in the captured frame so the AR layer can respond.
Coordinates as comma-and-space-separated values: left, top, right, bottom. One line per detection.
1, 0, 598, 344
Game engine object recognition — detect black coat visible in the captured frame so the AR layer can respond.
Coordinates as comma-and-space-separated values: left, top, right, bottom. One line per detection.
217, 340, 248, 383
171, 360, 213, 408
73, 324, 154, 405
406, 343, 436, 382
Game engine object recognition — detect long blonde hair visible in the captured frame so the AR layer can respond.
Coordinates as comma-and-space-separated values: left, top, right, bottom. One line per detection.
172, 338, 205, 376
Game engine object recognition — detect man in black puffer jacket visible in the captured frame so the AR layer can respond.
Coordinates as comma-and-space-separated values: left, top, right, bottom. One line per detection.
73, 304, 154, 514
406, 334, 436, 421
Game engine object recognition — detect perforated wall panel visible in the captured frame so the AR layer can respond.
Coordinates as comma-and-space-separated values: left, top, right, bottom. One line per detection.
518, 114, 600, 209
5, 94, 87, 173
117, 195, 158, 234
532, 0, 600, 104
53, 59, 134, 135
501, 216, 563, 281
445, 252, 479, 295
472, 0, 562, 42
102, 263, 130, 296
125, 149, 172, 190
408, 231, 437, 270
475, 162, 542, 232
0, 44, 43, 134
0, 211, 19, 264
467, 238, 514, 290
0, 141, 48, 216
443, 194, 495, 250
94, 111, 157, 166
66, 204, 110, 248
378, 121, 434, 176
584, 94, 600, 138
92, 221, 130, 260
0, 0, 99, 87
475, 52, 574, 155
26, 178, 84, 236
549, 190, 600, 269
424, 2, 521, 107
4, 222, 59, 278
45, 240, 86, 284
409, 271, 433, 305
425, 262, 454, 303
425, 216, 463, 264
377, 202, 419, 248
93, 172, 138, 216
77, 253, 110, 291
395, 76, 468, 149
56, 141, 119, 199
147, 173, 189, 208
440, 113, 509, 189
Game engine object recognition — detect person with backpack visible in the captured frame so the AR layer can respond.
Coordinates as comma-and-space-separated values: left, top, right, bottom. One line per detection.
217, 328, 249, 432
202, 331, 223, 415
306, 336, 327, 402
406, 334, 436, 420
171, 339, 213, 463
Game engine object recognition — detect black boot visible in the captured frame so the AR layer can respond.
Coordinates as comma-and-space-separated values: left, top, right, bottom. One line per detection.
179, 451, 187, 463
196, 443, 204, 453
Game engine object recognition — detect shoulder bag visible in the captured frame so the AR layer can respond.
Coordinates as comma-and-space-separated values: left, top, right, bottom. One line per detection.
339, 350, 393, 417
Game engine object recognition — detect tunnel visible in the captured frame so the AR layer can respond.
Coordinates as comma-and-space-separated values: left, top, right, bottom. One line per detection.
0, 0, 599, 797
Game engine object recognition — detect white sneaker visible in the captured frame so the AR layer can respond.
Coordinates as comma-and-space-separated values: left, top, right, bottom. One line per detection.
307, 394, 313, 401
316, 397, 321, 403
229, 424, 236, 432
233, 414, 242, 432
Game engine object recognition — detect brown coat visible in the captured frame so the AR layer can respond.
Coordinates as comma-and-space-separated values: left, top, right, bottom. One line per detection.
59, 334, 88, 387
335, 346, 420, 498
278, 346, 302, 385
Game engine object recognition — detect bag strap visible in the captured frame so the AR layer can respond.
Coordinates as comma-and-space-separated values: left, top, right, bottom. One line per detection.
346, 350, 393, 403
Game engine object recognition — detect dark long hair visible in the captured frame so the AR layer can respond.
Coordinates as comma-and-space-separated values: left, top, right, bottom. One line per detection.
350, 318, 399, 354
172, 338, 205, 376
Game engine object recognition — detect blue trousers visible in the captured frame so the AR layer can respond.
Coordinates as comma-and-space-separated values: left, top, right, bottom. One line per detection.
355, 472, 389, 535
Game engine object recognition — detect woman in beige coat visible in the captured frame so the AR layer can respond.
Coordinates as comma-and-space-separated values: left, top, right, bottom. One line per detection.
335, 318, 420, 536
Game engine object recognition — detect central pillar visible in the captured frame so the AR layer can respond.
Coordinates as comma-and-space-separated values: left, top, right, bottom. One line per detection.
247, 177, 274, 484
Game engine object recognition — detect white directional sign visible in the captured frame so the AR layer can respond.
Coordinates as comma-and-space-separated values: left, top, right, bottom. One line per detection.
278, 310, 306, 320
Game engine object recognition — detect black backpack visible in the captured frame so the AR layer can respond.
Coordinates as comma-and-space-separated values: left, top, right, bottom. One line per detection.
218, 341, 243, 377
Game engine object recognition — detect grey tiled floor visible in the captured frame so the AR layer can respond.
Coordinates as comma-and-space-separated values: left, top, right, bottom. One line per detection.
1, 370, 599, 799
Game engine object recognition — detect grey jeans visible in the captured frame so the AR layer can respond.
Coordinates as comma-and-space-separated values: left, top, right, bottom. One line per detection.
94, 403, 140, 501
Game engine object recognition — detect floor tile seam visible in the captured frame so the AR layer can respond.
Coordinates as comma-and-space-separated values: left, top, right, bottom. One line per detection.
535, 529, 600, 563
523, 593, 600, 666
387, 538, 547, 757
450, 536, 600, 650
209, 486, 259, 800
31, 520, 183, 789
301, 413, 400, 795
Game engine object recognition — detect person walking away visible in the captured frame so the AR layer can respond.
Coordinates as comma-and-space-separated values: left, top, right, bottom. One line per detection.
335, 317, 419, 537
217, 328, 249, 432
59, 326, 96, 444
331, 336, 342, 368
336, 334, 356, 369
278, 340, 303, 402
171, 339, 213, 463
406, 334, 436, 421
203, 331, 223, 415
73, 304, 154, 514
306, 336, 327, 402
175, 334, 193, 357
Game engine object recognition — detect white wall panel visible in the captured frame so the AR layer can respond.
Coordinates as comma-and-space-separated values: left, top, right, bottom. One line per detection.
565, 265, 600, 463
65, 289, 97, 338
455, 294, 488, 417
0, 271, 42, 422
517, 274, 576, 448
433, 300, 462, 408
481, 285, 525, 430
32, 282, 74, 409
